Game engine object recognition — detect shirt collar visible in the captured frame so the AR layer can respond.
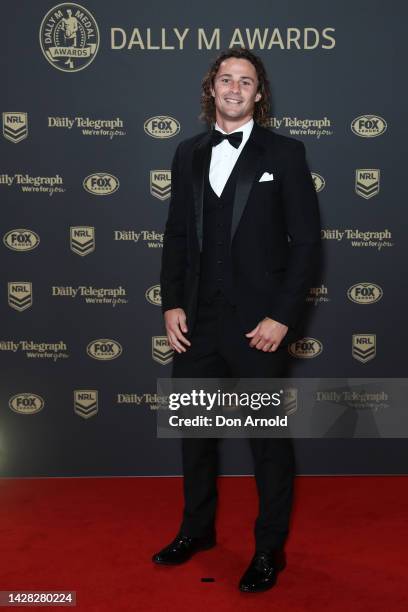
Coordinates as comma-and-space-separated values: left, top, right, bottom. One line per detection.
214, 117, 254, 149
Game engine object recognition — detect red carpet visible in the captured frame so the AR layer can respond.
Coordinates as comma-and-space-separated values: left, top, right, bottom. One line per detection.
0, 475, 407, 611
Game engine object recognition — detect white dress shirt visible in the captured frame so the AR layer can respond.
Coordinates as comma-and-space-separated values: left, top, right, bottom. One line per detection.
209, 118, 254, 197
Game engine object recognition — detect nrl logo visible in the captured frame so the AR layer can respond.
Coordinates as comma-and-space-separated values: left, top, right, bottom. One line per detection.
2, 112, 28, 143
282, 388, 298, 415
150, 170, 171, 200
311, 172, 325, 192
152, 336, 173, 365
8, 282, 32, 311
355, 169, 380, 199
352, 334, 376, 363
74, 389, 98, 418
70, 226, 95, 256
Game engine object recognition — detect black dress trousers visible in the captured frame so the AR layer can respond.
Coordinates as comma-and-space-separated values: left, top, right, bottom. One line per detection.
172, 294, 296, 552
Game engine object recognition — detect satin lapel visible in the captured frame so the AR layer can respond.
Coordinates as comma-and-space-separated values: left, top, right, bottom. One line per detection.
192, 132, 212, 252
230, 137, 265, 245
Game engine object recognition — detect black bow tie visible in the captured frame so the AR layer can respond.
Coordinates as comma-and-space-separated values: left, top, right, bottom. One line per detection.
211, 129, 243, 149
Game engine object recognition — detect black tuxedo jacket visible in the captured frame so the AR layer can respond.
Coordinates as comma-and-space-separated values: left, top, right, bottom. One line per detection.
160, 121, 321, 346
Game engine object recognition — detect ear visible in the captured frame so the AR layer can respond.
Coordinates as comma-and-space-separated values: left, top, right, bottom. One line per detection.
255, 92, 262, 103
211, 87, 215, 98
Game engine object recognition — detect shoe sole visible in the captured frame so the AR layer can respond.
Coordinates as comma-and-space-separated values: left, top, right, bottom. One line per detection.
152, 541, 216, 565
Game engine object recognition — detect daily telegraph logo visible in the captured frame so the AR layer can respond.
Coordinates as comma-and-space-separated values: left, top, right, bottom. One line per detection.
117, 393, 167, 410
114, 230, 163, 248
306, 284, 330, 305
70, 226, 95, 256
83, 173, 119, 195
0, 340, 69, 361
2, 112, 28, 143
355, 169, 380, 199
52, 285, 128, 307
86, 339, 122, 360
152, 336, 173, 365
48, 115, 126, 138
145, 284, 161, 306
74, 390, 98, 418
347, 283, 383, 304
0, 174, 65, 195
144, 116, 180, 139
3, 229, 40, 252
352, 334, 376, 363
321, 228, 393, 250
150, 170, 171, 200
8, 282, 32, 311
39, 3, 99, 72
288, 337, 323, 358
9, 393, 44, 414
351, 115, 387, 138
311, 172, 325, 192
268, 116, 333, 138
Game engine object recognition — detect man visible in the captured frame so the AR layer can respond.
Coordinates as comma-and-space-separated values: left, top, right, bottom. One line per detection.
153, 48, 321, 593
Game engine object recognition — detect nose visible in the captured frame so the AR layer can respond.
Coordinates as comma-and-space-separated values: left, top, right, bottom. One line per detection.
229, 80, 241, 94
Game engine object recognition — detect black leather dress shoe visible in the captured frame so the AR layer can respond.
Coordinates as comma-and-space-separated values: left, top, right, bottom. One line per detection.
152, 533, 216, 565
239, 549, 286, 593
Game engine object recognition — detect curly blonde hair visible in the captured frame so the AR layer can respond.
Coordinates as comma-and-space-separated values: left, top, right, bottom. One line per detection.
199, 48, 271, 127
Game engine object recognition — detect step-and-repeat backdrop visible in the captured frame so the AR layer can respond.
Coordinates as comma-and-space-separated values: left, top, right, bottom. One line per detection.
1, 1, 406, 476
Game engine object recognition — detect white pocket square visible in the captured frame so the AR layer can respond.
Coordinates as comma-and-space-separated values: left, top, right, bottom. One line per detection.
259, 172, 274, 182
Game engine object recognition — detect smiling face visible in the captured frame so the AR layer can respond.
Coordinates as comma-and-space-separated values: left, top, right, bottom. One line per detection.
211, 57, 261, 129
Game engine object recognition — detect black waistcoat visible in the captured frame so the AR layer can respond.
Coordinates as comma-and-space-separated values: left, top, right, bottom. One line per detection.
197, 155, 243, 304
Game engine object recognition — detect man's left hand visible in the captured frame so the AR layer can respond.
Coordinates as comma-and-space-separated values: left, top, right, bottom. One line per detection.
245, 317, 288, 352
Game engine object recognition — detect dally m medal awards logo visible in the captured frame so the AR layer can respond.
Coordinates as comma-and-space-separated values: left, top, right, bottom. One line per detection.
39, 3, 99, 72
2, 112, 28, 143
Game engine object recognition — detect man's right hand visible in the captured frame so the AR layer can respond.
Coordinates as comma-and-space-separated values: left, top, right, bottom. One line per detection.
164, 308, 191, 353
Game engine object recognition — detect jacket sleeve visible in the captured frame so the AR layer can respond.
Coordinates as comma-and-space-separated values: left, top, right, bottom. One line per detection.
160, 142, 187, 313
269, 140, 321, 329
